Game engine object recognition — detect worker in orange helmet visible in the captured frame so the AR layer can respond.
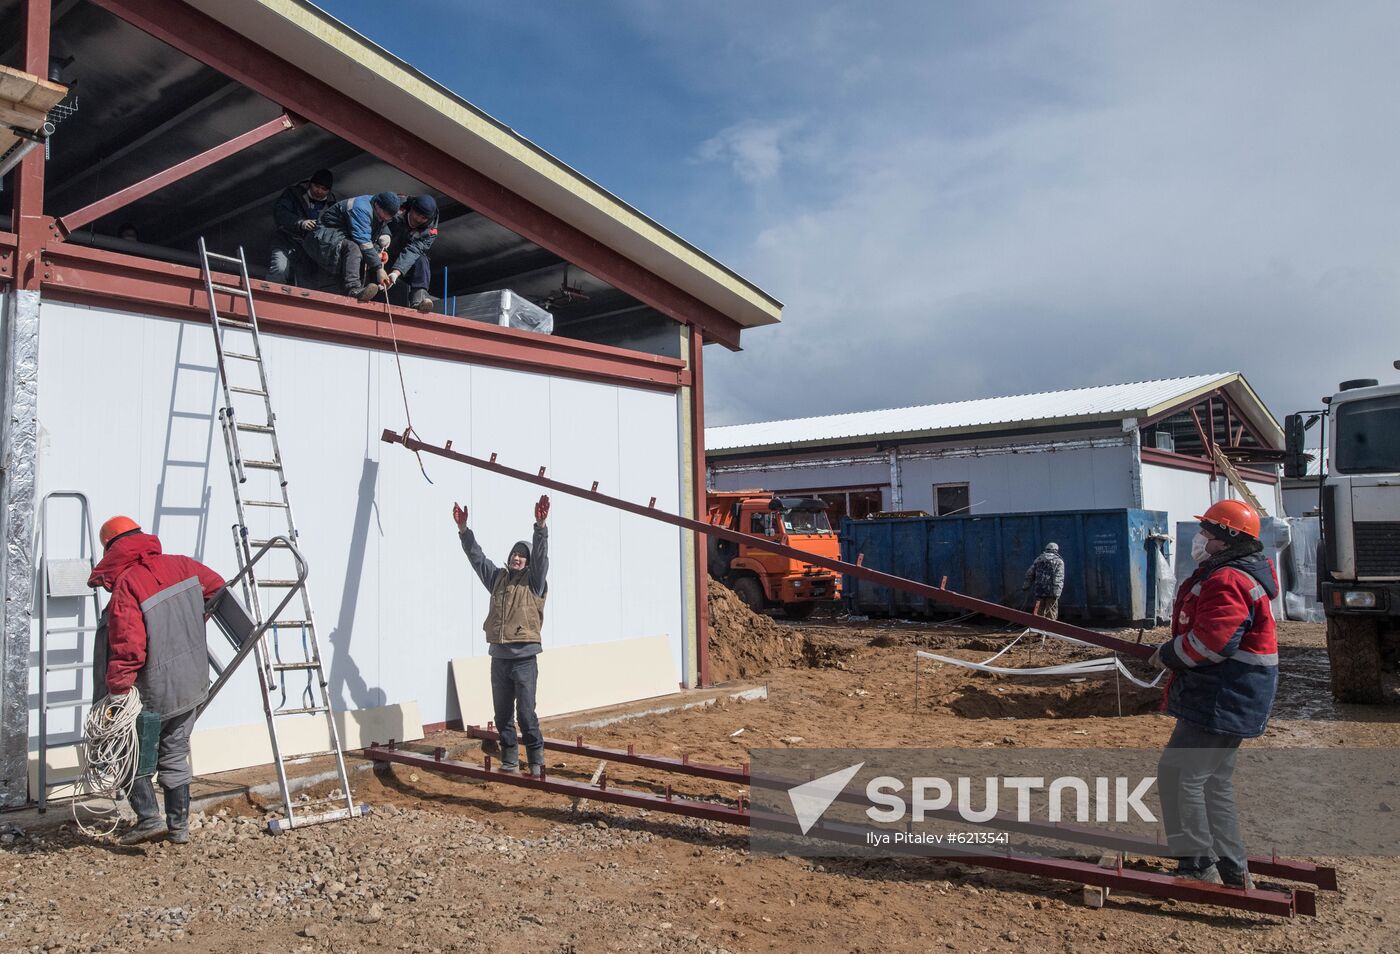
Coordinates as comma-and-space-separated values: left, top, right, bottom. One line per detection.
1149, 498, 1278, 889
88, 516, 225, 845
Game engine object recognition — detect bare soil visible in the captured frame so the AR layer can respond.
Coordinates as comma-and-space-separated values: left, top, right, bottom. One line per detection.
3, 602, 1398, 953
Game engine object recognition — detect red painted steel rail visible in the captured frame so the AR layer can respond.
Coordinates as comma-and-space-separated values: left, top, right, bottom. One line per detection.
464, 724, 1337, 891
366, 742, 1316, 917
380, 429, 1154, 659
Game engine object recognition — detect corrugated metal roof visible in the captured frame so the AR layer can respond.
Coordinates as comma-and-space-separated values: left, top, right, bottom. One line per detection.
707, 373, 1242, 453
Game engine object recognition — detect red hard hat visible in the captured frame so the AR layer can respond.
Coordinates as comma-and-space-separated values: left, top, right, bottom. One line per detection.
99, 515, 141, 548
1194, 499, 1260, 539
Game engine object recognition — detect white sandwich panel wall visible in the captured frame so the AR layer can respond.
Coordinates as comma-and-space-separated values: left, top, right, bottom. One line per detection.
28, 301, 686, 750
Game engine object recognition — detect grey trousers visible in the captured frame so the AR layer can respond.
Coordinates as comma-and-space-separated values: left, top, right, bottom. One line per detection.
267, 237, 300, 285
1157, 719, 1247, 873
155, 708, 198, 789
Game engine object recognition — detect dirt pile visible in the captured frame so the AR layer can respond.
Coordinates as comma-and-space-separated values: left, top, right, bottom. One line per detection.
707, 579, 809, 681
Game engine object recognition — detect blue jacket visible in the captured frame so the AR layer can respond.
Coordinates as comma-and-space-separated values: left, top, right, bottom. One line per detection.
1161, 551, 1279, 738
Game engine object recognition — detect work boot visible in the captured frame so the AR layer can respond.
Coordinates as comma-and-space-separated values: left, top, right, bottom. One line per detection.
1216, 859, 1253, 890
527, 763, 543, 778
1176, 861, 1223, 885
164, 784, 191, 845
498, 743, 521, 773
119, 776, 167, 845
354, 284, 380, 302
409, 289, 435, 313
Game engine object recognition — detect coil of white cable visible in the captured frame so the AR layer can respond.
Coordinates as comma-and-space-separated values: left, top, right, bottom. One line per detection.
72, 688, 144, 837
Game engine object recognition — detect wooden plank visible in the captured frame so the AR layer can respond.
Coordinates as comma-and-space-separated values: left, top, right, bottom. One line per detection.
0, 65, 67, 134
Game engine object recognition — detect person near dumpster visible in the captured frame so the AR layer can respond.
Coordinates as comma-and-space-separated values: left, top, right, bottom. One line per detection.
381, 193, 440, 313
267, 168, 336, 285
453, 494, 550, 776
301, 191, 401, 302
1022, 542, 1065, 619
88, 516, 225, 846
1149, 499, 1278, 888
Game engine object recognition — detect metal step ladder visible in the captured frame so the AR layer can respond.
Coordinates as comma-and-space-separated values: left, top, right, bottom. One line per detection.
197, 238, 366, 833
33, 492, 103, 811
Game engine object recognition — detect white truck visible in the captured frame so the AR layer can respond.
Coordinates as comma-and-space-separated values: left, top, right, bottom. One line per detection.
1286, 363, 1400, 703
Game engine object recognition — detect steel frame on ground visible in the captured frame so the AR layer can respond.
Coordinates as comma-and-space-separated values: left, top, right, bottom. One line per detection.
366, 741, 1320, 917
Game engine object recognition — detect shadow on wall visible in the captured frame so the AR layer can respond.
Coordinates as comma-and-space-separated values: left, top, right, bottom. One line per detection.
327, 456, 387, 710
151, 323, 217, 562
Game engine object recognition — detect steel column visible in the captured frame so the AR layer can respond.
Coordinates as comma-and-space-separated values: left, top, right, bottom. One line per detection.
56, 113, 300, 236
689, 324, 711, 687
381, 429, 1155, 659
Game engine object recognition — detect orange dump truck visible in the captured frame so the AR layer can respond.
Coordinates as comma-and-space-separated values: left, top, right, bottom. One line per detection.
705, 490, 843, 619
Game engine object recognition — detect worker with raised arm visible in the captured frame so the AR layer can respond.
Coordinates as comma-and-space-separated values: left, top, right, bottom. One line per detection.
1150, 499, 1279, 888
1022, 542, 1065, 620
454, 495, 550, 776
87, 516, 225, 846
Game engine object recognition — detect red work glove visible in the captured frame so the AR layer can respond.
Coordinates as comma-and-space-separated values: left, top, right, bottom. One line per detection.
452, 502, 468, 531
534, 495, 550, 526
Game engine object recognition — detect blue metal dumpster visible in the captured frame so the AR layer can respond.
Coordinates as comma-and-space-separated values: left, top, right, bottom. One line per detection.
840, 508, 1169, 624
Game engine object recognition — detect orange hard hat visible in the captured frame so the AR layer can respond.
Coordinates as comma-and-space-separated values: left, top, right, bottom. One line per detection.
1194, 499, 1260, 539
99, 515, 141, 548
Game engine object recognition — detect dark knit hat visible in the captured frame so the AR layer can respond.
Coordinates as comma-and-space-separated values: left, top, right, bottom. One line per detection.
310, 168, 334, 188
372, 191, 402, 213
409, 194, 438, 219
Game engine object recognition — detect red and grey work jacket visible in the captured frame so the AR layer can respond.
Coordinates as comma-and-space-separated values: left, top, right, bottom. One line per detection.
88, 533, 224, 718
1159, 552, 1279, 738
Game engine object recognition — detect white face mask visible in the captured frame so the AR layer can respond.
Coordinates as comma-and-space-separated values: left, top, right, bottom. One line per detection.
1190, 531, 1211, 564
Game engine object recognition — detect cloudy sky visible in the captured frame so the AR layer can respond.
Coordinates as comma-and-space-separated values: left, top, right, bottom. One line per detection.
325, 0, 1400, 427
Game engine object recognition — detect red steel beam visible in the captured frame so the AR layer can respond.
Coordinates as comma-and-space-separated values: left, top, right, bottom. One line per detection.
462, 724, 1336, 890
88, 0, 748, 351
366, 744, 1313, 916
381, 429, 1155, 659
39, 243, 688, 392
14, 0, 50, 290
689, 324, 712, 687
56, 113, 300, 236
1140, 447, 1278, 485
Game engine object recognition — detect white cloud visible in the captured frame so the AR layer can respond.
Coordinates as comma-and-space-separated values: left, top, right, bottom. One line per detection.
697, 118, 806, 184
664, 2, 1400, 427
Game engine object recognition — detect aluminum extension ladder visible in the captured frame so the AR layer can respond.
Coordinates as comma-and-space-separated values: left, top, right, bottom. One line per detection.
32, 492, 103, 811
197, 238, 366, 833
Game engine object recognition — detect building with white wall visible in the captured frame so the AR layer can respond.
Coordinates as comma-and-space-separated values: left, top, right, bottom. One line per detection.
707, 373, 1285, 535
1, 0, 780, 806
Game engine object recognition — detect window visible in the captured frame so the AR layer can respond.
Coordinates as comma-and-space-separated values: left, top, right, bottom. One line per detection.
934, 483, 971, 517
749, 512, 776, 536
781, 509, 832, 535
1335, 395, 1400, 475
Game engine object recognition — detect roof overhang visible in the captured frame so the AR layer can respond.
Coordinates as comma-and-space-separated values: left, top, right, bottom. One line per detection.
106, 0, 782, 345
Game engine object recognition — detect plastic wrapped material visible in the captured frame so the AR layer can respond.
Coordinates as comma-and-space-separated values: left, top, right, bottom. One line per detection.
1154, 544, 1176, 624
454, 289, 553, 335
1283, 516, 1325, 623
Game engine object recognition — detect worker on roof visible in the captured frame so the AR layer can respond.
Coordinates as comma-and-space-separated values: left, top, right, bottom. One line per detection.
301, 191, 401, 302
88, 516, 225, 846
1150, 499, 1279, 889
453, 494, 550, 776
381, 194, 440, 313
1022, 542, 1065, 620
267, 168, 336, 286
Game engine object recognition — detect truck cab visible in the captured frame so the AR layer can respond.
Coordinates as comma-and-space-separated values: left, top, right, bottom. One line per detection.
1287, 369, 1400, 703
705, 491, 842, 619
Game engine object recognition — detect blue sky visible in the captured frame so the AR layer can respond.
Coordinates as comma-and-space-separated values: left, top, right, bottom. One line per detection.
323, 1, 1400, 427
